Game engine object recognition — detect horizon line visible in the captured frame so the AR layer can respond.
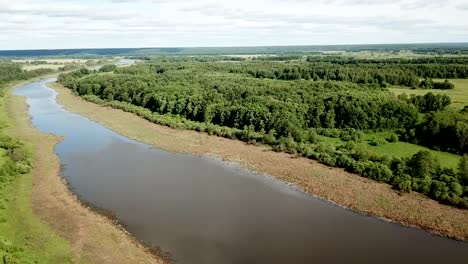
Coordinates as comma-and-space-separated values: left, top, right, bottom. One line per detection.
1, 42, 468, 52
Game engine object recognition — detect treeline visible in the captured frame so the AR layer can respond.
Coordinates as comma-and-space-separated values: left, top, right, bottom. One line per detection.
111, 60, 467, 88
0, 64, 54, 83
252, 55, 303, 61
58, 68, 420, 136
225, 62, 423, 87
306, 56, 468, 65
229, 62, 468, 86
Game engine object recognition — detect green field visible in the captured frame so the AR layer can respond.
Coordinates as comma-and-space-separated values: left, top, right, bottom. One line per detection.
318, 133, 461, 170
368, 142, 460, 169
390, 79, 468, 110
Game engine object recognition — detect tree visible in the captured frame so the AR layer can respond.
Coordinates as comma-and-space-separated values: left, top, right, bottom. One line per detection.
458, 155, 468, 185
419, 78, 433, 89
406, 151, 439, 178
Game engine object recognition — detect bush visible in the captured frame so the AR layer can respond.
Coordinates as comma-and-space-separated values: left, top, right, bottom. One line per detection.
393, 174, 412, 192
340, 129, 365, 142
412, 176, 432, 195
350, 145, 373, 161
387, 133, 399, 143
99, 64, 117, 73
262, 129, 277, 145
6, 148, 29, 163
433, 80, 455, 90
430, 180, 450, 200
318, 153, 336, 166
362, 162, 393, 182
369, 137, 387, 146
14, 162, 31, 174
335, 154, 355, 169
274, 135, 298, 154
316, 128, 341, 138
305, 129, 319, 144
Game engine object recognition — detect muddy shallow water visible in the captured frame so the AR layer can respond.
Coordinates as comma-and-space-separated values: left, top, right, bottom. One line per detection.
14, 79, 468, 264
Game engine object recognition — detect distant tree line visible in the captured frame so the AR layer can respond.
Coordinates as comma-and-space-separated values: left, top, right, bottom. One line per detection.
0, 64, 54, 83
306, 56, 468, 65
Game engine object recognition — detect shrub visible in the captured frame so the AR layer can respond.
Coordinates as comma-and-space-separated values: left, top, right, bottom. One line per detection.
273, 135, 298, 154
6, 148, 29, 163
393, 174, 412, 192
369, 137, 387, 146
362, 162, 393, 182
387, 133, 399, 143
430, 180, 450, 200
305, 129, 319, 144
340, 129, 365, 142
99, 64, 117, 73
335, 154, 355, 169
262, 129, 277, 145
15, 162, 31, 174
412, 176, 432, 195
318, 153, 336, 166
350, 144, 373, 161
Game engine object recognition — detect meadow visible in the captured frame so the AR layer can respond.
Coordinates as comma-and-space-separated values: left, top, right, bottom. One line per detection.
391, 79, 468, 110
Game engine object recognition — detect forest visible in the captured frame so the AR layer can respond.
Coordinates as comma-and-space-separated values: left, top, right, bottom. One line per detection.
58, 56, 468, 209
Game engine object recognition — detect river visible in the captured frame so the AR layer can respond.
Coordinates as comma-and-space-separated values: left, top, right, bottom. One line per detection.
14, 79, 468, 264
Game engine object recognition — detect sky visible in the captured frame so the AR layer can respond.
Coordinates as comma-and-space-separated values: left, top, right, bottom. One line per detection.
0, 0, 467, 50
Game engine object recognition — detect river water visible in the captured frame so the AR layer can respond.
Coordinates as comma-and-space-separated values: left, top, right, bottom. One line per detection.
14, 79, 468, 264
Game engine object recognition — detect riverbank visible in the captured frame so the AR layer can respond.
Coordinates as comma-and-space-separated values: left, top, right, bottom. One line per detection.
48, 82, 468, 241
7, 80, 168, 263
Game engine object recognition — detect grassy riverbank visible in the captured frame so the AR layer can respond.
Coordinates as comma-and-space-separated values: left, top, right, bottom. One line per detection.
0, 80, 74, 263
6, 80, 167, 263
49, 81, 468, 241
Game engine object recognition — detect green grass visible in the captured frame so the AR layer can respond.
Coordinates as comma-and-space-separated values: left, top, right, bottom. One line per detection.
367, 142, 460, 169
0, 83, 75, 263
317, 135, 344, 145
363, 131, 460, 169
318, 131, 461, 170
390, 79, 468, 110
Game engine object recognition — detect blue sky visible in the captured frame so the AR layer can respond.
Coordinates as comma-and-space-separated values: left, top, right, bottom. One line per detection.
0, 0, 467, 50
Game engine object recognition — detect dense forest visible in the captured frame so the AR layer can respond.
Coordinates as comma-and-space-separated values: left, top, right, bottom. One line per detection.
58, 58, 468, 208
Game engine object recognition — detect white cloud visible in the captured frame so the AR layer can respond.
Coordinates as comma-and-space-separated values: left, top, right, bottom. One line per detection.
0, 0, 467, 49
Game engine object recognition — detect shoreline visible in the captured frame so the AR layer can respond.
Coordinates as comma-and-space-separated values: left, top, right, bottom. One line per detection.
47, 81, 468, 241
7, 79, 168, 263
